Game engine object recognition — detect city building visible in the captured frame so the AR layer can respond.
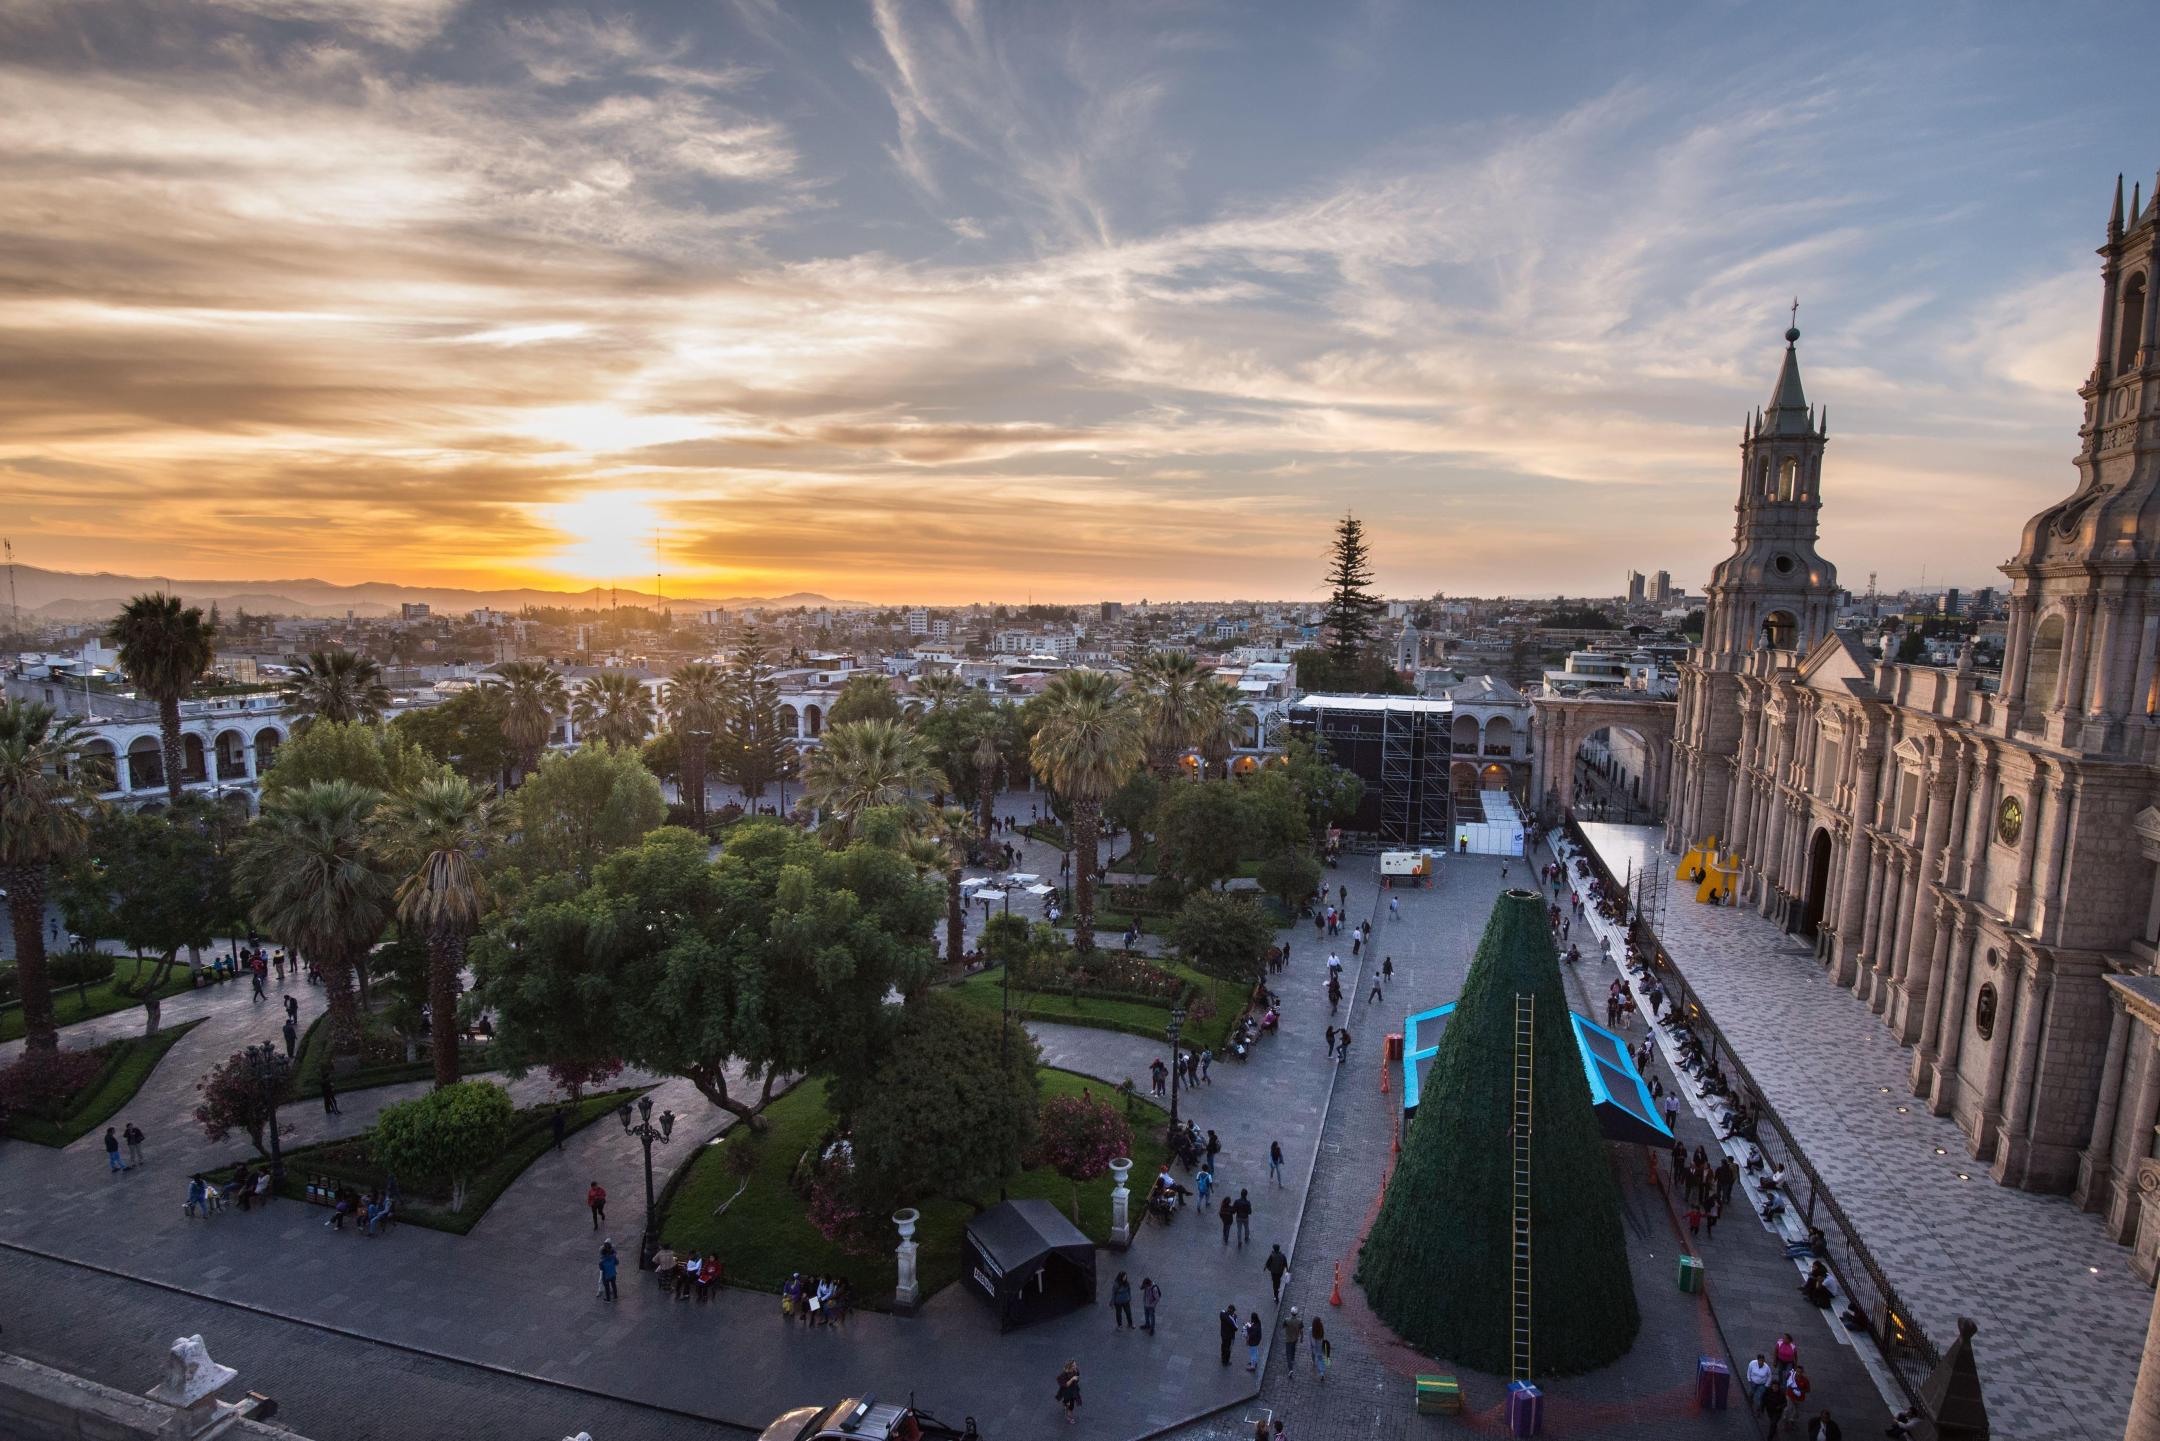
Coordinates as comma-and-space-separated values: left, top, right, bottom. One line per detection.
1652, 569, 1673, 603
906, 608, 929, 636
1286, 680, 1531, 845
1627, 570, 1646, 605
1664, 199, 2160, 1286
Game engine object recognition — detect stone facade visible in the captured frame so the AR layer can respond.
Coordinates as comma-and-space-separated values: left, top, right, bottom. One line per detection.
1666, 185, 2160, 1261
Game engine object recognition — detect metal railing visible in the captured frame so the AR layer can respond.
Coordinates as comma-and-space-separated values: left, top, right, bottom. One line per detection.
1561, 816, 1942, 1411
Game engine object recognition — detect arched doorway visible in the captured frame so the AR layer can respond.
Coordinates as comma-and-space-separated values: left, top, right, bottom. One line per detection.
253, 726, 283, 774
1571, 725, 1651, 823
1801, 827, 1833, 938
126, 735, 165, 792
804, 703, 823, 738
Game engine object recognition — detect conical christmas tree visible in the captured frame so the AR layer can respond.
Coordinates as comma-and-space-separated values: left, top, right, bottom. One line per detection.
1357, 888, 1640, 1375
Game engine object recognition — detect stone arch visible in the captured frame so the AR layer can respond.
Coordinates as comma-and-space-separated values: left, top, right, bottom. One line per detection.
1451, 713, 1480, 754
779, 703, 800, 737
78, 739, 119, 793
803, 703, 823, 738
1777, 456, 1799, 502
252, 725, 283, 774
179, 733, 209, 785
1762, 609, 1798, 651
1483, 714, 1514, 754
2120, 271, 2148, 375
1479, 762, 1510, 791
1450, 760, 1480, 804
2024, 611, 2067, 711
1802, 826, 1834, 938
1528, 694, 1677, 823
213, 727, 249, 781
126, 734, 165, 791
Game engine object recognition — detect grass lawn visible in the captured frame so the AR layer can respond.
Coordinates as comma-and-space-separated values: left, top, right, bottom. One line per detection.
0, 965, 205, 1043
659, 1069, 1167, 1307
243, 1086, 642, 1235
5, 1020, 206, 1148
946, 960, 1237, 1052
288, 1012, 493, 1100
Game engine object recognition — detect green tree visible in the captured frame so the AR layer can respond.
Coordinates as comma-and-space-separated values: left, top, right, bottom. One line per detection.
1153, 781, 1245, 893
62, 801, 234, 1031
493, 661, 566, 782
572, 673, 654, 749
376, 775, 502, 1089
802, 718, 937, 840
1280, 738, 1364, 837
511, 744, 668, 884
1130, 651, 1209, 773
1034, 1092, 1133, 1224
909, 671, 967, 714
1358, 890, 1639, 1375
716, 630, 791, 802
282, 649, 392, 727
1169, 890, 1275, 1000
105, 592, 217, 804
661, 661, 727, 825
193, 1048, 292, 1155
475, 821, 940, 1130
1029, 670, 1144, 953
826, 673, 904, 727
1192, 678, 1255, 776
260, 719, 445, 800
232, 780, 395, 1056
392, 686, 513, 787
370, 1079, 514, 1212
0, 702, 98, 1053
1255, 847, 1324, 914
1320, 513, 1386, 672
850, 994, 1042, 1205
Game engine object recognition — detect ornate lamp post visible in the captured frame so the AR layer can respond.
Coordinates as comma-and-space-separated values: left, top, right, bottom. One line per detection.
1166, 1006, 1188, 1126
617, 1094, 675, 1270
243, 1042, 288, 1188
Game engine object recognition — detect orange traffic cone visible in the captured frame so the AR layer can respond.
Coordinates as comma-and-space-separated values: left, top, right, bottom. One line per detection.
1330, 1262, 1343, 1307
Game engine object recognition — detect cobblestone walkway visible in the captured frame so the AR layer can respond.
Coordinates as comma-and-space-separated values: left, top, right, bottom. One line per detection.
1579, 821, 2148, 1441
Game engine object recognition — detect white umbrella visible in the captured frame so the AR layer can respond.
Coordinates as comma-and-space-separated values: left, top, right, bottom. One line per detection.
1008, 872, 1041, 885
1024, 883, 1055, 896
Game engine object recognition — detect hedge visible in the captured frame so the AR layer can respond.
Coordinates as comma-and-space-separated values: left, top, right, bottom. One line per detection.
1, 1020, 206, 1147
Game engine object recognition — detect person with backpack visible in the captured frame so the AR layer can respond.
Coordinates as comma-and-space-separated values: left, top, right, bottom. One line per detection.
596, 1240, 618, 1302
1309, 1315, 1329, 1378
587, 1180, 607, 1230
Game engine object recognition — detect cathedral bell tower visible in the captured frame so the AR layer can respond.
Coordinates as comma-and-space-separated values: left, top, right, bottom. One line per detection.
1698, 313, 1842, 668
1999, 172, 2160, 753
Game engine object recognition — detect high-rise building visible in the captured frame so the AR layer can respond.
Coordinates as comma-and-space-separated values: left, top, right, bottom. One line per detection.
1627, 570, 1646, 605
1652, 569, 1672, 603
906, 608, 929, 636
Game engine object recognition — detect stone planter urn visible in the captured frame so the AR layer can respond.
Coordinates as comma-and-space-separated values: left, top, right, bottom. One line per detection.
1108, 1158, 1134, 1249
893, 1208, 922, 1312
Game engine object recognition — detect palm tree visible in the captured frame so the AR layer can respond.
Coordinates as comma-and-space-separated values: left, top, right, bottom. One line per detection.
957, 707, 1010, 842
281, 649, 392, 727
234, 780, 394, 1057
661, 661, 727, 825
493, 660, 565, 782
573, 673, 655, 749
1029, 670, 1143, 952
105, 593, 217, 804
1132, 650, 1209, 775
903, 805, 974, 970
1193, 678, 1258, 778
911, 671, 967, 715
801, 718, 938, 841
0, 702, 99, 1053
376, 775, 500, 1089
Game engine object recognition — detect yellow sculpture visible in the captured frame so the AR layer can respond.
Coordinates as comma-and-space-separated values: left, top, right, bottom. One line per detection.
1694, 851, 1739, 905
1676, 836, 1718, 883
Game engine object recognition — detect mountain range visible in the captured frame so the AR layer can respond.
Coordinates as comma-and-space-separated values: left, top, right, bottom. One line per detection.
2, 565, 866, 623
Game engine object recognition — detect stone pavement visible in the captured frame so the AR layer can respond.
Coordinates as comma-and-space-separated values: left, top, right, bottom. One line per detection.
1579, 820, 2148, 1441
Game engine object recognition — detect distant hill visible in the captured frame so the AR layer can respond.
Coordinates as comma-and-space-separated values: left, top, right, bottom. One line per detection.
6, 566, 867, 621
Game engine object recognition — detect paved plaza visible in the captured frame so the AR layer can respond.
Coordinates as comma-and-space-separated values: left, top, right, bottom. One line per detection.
0, 807, 1911, 1439
1579, 820, 2151, 1441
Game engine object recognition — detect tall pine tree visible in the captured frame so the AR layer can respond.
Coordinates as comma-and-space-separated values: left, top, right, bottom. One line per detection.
717, 628, 792, 803
1321, 512, 1386, 671
1357, 889, 1640, 1376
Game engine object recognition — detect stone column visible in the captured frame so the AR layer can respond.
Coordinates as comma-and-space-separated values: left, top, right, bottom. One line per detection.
2129, 1214, 2160, 1441
1854, 844, 1889, 996
1835, 727, 1882, 985
1993, 962, 2054, 1184
2058, 595, 2094, 719
2033, 775, 2079, 940
1108, 1158, 1133, 1249
892, 1208, 921, 1311
2132, 613, 2160, 723
2077, 1000, 2134, 1211
241, 731, 258, 780
1894, 769, 1959, 1041
2000, 596, 2034, 710
1927, 917, 1975, 1115
2111, 1040, 2160, 1244
1914, 898, 1958, 1061
1868, 858, 1908, 1014
1976, 957, 2026, 1157
2087, 593, 2127, 722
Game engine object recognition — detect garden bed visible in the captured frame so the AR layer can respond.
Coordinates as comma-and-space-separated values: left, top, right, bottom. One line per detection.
1, 1020, 205, 1147
289, 1012, 493, 1099
946, 959, 1235, 1051
658, 1070, 1166, 1307
0, 957, 201, 1043
245, 1086, 643, 1234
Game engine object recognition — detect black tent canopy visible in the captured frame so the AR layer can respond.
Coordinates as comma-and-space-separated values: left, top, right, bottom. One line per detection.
962, 1200, 1097, 1331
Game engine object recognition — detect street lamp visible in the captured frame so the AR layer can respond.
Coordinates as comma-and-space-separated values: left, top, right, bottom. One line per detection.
1166, 1006, 1188, 1126
617, 1094, 676, 1271
244, 1042, 289, 1188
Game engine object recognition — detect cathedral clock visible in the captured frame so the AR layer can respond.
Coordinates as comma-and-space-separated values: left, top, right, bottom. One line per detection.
1996, 795, 2024, 847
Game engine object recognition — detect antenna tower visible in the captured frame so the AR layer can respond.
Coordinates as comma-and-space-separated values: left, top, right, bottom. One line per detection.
3, 537, 17, 641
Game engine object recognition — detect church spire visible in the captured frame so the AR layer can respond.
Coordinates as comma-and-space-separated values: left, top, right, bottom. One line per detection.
2110, 174, 2126, 239
1763, 301, 1811, 436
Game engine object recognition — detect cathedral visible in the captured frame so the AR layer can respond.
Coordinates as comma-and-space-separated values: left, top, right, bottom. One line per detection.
1666, 172, 2160, 1275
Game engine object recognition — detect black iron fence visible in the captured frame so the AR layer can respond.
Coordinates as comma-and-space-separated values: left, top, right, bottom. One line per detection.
1561, 815, 1941, 1412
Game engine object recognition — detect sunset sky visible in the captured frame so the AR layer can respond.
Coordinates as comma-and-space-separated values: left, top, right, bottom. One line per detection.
1, 1, 2151, 604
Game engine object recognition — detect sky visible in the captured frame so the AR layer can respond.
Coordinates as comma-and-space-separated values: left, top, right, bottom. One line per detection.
0, 0, 2154, 605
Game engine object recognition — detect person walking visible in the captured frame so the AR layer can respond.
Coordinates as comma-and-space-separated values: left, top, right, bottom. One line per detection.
1309, 1316, 1328, 1379
1368, 969, 1383, 1004
123, 1121, 144, 1169
1244, 1312, 1264, 1372
1324, 1024, 1337, 1059
1233, 1189, 1253, 1246
1195, 1164, 1214, 1206
1281, 1306, 1304, 1370
1761, 1376, 1788, 1433
282, 1016, 298, 1059
1111, 1271, 1135, 1329
1268, 1140, 1285, 1186
1806, 1411, 1841, 1441
1219, 1304, 1239, 1366
596, 1240, 619, 1302
587, 1180, 607, 1230
1326, 975, 1341, 1014
1744, 1354, 1773, 1413
1782, 1364, 1811, 1429
250, 964, 266, 1002
284, 992, 299, 1024
1705, 1195, 1723, 1239
1382, 955, 1394, 988
1055, 1362, 1082, 1425
1390, 895, 1400, 921
1264, 1244, 1289, 1300
551, 1107, 567, 1151
103, 1127, 127, 1174
1336, 1029, 1352, 1067
1206, 1129, 1221, 1170
1219, 1195, 1234, 1246
1140, 1277, 1161, 1335
321, 1074, 339, 1116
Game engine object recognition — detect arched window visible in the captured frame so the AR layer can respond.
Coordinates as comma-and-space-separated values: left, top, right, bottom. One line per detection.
1762, 610, 1798, 651
1777, 457, 1799, 502
1757, 457, 1772, 498
2120, 273, 2148, 376
2025, 613, 2067, 711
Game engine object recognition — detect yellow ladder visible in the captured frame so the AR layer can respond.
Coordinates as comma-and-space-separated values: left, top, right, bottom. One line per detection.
1511, 992, 1535, 1383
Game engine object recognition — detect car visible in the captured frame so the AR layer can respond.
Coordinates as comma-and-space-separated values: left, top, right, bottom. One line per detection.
757, 1396, 977, 1441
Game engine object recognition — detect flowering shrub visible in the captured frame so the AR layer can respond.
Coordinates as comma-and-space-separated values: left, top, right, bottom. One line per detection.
1033, 1093, 1133, 1219
546, 1058, 624, 1102
194, 1050, 292, 1154
0, 1046, 107, 1128
1012, 949, 1185, 1002
803, 1170, 886, 1257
